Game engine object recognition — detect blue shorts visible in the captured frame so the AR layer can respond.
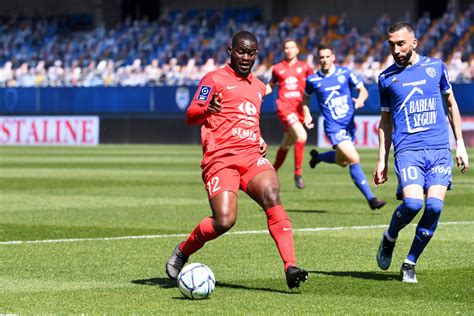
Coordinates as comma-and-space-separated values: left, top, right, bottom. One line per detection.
394, 148, 453, 200
326, 127, 355, 147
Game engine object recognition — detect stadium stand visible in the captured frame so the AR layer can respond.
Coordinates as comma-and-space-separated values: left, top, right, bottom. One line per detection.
0, 3, 473, 87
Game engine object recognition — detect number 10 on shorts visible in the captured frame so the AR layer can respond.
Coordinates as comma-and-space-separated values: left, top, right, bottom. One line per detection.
401, 166, 418, 182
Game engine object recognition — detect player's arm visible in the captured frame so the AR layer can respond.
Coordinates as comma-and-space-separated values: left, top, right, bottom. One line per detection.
301, 93, 314, 129
186, 76, 221, 125
444, 92, 469, 173
265, 82, 275, 95
353, 83, 368, 109
373, 111, 393, 186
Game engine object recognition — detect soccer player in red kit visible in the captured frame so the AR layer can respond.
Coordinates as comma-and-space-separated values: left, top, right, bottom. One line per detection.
166, 31, 308, 289
266, 39, 313, 189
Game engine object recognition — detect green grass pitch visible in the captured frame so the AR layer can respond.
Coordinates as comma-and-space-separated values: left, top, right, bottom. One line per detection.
1, 145, 473, 314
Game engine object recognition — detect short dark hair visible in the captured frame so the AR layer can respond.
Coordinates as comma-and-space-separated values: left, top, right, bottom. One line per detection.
318, 44, 333, 53
231, 31, 258, 48
283, 38, 298, 46
388, 22, 415, 36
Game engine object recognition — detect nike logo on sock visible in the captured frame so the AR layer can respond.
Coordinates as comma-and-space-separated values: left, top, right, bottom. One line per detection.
283, 227, 292, 231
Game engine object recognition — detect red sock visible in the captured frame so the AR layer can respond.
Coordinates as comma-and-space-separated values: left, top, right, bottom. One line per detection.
180, 217, 220, 257
265, 205, 296, 271
294, 141, 305, 176
273, 147, 289, 171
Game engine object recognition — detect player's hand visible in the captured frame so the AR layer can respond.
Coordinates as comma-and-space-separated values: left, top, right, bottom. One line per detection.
456, 139, 469, 173
353, 97, 364, 109
259, 138, 268, 157
207, 93, 222, 114
303, 114, 314, 129
373, 162, 388, 187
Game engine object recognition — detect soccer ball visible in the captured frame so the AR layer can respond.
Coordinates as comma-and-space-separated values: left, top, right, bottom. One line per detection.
177, 263, 216, 300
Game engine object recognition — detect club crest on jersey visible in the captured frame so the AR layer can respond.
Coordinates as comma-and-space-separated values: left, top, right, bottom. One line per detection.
337, 75, 346, 84
426, 67, 436, 78
197, 85, 211, 101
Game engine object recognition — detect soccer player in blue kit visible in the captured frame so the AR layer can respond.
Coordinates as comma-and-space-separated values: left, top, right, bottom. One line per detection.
374, 22, 469, 282
303, 45, 386, 210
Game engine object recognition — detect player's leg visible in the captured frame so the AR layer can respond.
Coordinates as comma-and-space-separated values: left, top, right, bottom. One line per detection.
377, 151, 426, 272
290, 121, 307, 189
243, 164, 307, 288
336, 140, 385, 209
309, 131, 337, 169
273, 131, 295, 171
166, 168, 240, 280
402, 149, 453, 282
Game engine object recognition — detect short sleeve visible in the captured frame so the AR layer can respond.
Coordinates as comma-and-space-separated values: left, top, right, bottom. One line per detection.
304, 77, 314, 96
439, 62, 452, 95
348, 69, 363, 89
191, 74, 217, 107
378, 78, 390, 112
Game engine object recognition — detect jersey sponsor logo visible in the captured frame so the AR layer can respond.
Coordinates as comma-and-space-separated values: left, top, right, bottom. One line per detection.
426, 67, 436, 78
399, 87, 437, 133
283, 91, 301, 98
325, 85, 341, 91
197, 85, 211, 101
232, 127, 257, 141
296, 67, 302, 73
284, 76, 298, 90
431, 165, 451, 175
402, 79, 426, 87
239, 101, 257, 116
325, 90, 350, 120
256, 157, 270, 166
337, 75, 346, 84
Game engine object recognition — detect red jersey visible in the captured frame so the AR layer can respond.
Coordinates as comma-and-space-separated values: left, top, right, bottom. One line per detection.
187, 64, 266, 168
270, 60, 313, 114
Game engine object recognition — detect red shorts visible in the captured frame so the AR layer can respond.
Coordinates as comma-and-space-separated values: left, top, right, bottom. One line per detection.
202, 153, 275, 199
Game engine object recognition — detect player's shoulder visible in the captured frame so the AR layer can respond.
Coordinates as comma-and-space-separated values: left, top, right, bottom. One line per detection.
418, 56, 445, 68
252, 75, 266, 90
307, 71, 323, 82
379, 63, 400, 82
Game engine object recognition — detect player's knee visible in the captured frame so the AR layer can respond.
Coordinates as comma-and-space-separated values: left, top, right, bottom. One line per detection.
425, 197, 444, 216
403, 198, 424, 214
261, 185, 281, 206
214, 215, 236, 233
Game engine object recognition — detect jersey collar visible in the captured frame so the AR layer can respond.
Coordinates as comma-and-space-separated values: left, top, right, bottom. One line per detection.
225, 64, 253, 83
318, 64, 336, 77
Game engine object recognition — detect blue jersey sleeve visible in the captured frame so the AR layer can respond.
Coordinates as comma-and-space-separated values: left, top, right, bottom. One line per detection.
439, 62, 452, 95
304, 77, 314, 95
378, 78, 390, 112
348, 69, 362, 88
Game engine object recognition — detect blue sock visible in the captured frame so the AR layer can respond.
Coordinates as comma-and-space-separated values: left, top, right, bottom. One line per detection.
318, 150, 336, 163
349, 163, 375, 201
407, 197, 444, 263
387, 198, 424, 239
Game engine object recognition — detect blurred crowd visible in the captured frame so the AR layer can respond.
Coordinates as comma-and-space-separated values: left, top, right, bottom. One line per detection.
0, 2, 473, 87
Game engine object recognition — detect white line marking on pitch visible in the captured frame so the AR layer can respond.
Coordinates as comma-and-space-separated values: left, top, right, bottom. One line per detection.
0, 221, 472, 245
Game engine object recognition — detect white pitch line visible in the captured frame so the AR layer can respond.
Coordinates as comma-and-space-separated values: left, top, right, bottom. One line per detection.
0, 221, 472, 246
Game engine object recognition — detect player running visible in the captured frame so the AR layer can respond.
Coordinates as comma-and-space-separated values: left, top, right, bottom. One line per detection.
165, 31, 308, 289
266, 39, 313, 189
374, 22, 469, 282
303, 45, 386, 210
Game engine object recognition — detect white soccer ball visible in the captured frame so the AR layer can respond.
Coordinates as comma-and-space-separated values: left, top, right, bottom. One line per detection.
177, 263, 216, 300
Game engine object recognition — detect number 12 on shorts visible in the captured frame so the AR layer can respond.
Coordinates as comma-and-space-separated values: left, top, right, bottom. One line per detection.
206, 176, 221, 195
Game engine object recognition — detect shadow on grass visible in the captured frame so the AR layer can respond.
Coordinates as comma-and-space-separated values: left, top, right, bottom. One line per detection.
216, 281, 298, 294
286, 209, 328, 214
131, 277, 176, 288
309, 270, 400, 281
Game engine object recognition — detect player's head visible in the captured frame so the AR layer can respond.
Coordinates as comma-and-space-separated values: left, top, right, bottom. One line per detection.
317, 45, 335, 72
228, 31, 258, 77
387, 22, 418, 67
283, 38, 299, 61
